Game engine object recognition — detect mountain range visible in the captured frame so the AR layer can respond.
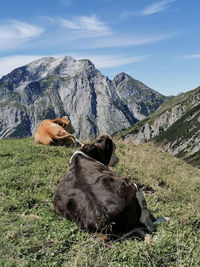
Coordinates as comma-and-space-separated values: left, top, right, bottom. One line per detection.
0, 56, 167, 139
116, 86, 200, 167
0, 55, 199, 167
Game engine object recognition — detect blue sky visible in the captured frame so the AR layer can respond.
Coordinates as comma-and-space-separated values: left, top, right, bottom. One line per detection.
0, 0, 200, 96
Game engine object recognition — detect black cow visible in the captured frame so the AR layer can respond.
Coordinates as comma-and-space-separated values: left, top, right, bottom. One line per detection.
53, 135, 154, 236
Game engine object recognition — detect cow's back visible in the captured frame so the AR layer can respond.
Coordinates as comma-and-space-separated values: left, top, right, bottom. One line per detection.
53, 154, 141, 232
34, 119, 69, 145
34, 120, 54, 145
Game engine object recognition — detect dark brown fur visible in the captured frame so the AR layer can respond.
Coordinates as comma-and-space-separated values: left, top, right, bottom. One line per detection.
53, 135, 141, 233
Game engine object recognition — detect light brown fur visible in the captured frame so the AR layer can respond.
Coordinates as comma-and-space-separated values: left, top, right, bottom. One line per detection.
34, 117, 75, 146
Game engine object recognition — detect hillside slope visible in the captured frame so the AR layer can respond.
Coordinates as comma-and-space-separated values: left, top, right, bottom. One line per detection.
116, 86, 200, 167
0, 56, 167, 139
0, 138, 200, 266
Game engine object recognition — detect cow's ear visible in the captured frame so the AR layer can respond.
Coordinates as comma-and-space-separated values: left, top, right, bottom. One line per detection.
98, 136, 113, 151
96, 135, 111, 148
104, 138, 113, 151
98, 137, 113, 165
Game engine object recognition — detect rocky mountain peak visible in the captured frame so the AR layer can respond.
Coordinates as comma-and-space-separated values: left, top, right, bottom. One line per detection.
25, 56, 95, 79
1, 56, 96, 90
0, 55, 168, 140
112, 72, 167, 120
113, 72, 132, 87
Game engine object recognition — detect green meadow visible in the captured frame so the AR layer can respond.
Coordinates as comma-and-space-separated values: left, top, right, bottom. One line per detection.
0, 137, 200, 266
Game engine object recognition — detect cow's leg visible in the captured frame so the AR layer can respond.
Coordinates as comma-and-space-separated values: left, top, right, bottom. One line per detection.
54, 135, 83, 147
53, 134, 75, 146
41, 137, 54, 146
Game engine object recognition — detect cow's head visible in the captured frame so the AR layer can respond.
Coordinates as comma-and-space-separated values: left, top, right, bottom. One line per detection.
59, 117, 75, 134
81, 135, 119, 167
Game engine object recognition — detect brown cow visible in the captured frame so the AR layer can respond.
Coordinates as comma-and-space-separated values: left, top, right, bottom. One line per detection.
34, 117, 81, 146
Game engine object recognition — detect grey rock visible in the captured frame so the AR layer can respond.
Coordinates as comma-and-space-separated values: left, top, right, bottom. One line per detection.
119, 87, 200, 167
113, 72, 166, 121
0, 56, 167, 140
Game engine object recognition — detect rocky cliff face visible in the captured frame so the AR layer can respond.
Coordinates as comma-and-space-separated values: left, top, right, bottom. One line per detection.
113, 72, 166, 121
117, 87, 200, 167
0, 56, 167, 140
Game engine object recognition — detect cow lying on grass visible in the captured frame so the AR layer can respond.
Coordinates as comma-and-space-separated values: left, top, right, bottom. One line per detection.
53, 135, 155, 238
34, 117, 82, 147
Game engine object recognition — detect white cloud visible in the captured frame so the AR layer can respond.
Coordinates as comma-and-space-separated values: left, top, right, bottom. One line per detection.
87, 33, 175, 49
40, 15, 176, 49
59, 18, 80, 30
0, 20, 44, 51
0, 53, 149, 78
56, 15, 112, 37
72, 53, 149, 69
183, 54, 200, 59
120, 0, 175, 19
78, 16, 110, 33
0, 55, 42, 78
140, 0, 175, 16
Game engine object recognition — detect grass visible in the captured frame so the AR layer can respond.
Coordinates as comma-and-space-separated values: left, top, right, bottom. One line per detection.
0, 137, 200, 266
